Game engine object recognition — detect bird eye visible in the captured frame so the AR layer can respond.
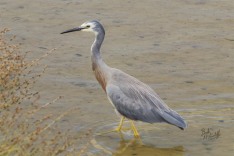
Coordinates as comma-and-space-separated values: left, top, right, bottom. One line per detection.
86, 25, 90, 28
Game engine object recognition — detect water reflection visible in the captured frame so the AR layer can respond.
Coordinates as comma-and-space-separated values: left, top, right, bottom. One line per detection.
113, 136, 184, 156
92, 133, 185, 156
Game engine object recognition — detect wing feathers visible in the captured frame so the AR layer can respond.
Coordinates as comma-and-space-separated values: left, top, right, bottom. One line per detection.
106, 70, 187, 129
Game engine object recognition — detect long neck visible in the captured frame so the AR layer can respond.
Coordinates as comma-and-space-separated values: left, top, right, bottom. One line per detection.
91, 31, 104, 61
91, 30, 109, 92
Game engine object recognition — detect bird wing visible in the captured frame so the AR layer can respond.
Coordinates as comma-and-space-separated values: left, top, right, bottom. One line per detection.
106, 69, 187, 129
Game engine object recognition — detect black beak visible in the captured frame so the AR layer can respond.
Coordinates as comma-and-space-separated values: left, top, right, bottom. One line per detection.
61, 27, 84, 34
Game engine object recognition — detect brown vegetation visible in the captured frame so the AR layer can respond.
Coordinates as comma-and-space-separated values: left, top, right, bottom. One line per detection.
0, 29, 91, 155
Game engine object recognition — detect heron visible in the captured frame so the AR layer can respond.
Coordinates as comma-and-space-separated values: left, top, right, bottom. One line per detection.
61, 20, 187, 137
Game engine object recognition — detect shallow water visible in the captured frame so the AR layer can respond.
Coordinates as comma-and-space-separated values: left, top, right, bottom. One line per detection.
1, 0, 234, 155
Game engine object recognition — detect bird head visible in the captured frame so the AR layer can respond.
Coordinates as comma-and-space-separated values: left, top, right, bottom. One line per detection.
61, 20, 104, 35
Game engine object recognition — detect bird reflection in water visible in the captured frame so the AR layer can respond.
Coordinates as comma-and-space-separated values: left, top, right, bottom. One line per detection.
92, 133, 184, 156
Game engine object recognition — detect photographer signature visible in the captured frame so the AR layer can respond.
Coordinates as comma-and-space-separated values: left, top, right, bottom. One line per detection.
201, 128, 221, 141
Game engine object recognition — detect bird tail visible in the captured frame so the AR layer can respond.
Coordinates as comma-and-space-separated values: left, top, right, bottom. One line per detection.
161, 109, 187, 130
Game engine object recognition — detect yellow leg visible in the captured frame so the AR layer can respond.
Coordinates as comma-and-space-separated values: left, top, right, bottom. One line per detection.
96, 117, 140, 138
96, 117, 126, 136
131, 121, 140, 138
116, 117, 125, 132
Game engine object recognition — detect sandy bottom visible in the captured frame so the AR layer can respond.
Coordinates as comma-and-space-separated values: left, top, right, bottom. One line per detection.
1, 0, 234, 155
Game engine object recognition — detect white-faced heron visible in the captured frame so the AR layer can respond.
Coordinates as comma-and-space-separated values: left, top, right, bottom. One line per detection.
61, 20, 187, 137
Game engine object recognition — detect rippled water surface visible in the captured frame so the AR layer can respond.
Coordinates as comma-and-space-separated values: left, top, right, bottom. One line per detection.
1, 0, 234, 155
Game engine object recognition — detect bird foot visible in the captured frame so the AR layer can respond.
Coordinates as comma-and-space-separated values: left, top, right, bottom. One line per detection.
96, 127, 140, 138
96, 117, 140, 138
96, 127, 131, 136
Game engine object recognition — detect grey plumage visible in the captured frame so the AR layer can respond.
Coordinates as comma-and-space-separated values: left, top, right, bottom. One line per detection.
61, 20, 187, 135
106, 68, 187, 129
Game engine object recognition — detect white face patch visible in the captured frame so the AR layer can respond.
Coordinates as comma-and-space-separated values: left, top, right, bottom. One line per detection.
80, 22, 96, 32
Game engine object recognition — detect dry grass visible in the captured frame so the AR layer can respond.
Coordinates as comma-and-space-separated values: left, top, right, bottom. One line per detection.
0, 29, 91, 155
